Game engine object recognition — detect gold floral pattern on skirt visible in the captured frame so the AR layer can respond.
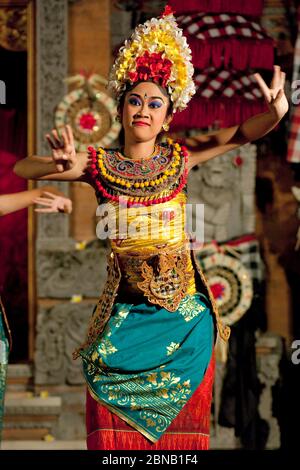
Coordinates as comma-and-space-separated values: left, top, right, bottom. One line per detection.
166, 342, 180, 356
177, 294, 206, 322
89, 368, 192, 433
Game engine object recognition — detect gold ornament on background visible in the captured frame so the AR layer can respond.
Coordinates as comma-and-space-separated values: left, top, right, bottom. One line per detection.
55, 73, 121, 151
197, 248, 253, 327
0, 8, 27, 51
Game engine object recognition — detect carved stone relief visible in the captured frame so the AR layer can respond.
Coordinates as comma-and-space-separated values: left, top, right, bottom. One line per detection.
35, 301, 95, 385
210, 333, 282, 449
37, 243, 108, 298
187, 144, 257, 243
35, 0, 69, 241
256, 333, 282, 449
210, 361, 237, 449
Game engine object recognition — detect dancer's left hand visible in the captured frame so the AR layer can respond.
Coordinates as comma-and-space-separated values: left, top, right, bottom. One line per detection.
254, 65, 289, 120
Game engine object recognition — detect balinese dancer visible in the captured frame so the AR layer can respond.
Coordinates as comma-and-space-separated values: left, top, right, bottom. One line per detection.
14, 6, 288, 450
0, 188, 72, 444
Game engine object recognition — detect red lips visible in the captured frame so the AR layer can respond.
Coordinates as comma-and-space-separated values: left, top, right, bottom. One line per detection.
132, 121, 150, 127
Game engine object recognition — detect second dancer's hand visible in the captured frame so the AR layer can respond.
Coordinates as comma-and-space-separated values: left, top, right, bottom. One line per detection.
33, 191, 73, 214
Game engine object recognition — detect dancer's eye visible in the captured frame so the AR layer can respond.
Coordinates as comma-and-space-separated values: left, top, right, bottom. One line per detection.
128, 97, 142, 106
149, 101, 162, 109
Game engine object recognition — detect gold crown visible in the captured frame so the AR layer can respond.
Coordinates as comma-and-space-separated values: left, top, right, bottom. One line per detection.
108, 5, 195, 113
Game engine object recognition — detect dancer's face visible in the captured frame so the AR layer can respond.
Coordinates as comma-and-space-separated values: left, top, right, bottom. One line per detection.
121, 81, 171, 143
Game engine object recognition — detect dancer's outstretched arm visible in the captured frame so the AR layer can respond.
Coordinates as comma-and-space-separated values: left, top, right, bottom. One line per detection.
186, 65, 289, 170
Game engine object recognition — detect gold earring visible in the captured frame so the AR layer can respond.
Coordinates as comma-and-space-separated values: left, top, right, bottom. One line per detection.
116, 115, 121, 123
162, 122, 169, 132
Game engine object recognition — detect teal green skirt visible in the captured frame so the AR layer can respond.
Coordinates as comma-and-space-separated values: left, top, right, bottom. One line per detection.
81, 292, 214, 443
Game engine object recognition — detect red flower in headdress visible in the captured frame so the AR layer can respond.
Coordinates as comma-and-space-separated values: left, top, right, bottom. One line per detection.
161, 5, 175, 17
129, 51, 172, 87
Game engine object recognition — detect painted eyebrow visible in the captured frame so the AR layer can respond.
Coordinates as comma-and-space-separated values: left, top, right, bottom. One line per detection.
128, 93, 165, 103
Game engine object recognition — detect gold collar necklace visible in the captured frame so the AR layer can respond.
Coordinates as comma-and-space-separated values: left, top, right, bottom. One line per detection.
119, 144, 160, 164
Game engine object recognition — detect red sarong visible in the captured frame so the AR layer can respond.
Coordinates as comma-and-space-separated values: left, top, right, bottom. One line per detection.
86, 354, 215, 450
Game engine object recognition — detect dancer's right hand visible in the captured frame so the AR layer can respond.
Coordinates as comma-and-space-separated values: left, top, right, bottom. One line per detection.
45, 125, 77, 173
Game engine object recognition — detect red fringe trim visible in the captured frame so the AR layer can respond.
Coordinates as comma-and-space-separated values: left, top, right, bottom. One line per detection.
171, 97, 268, 131
169, 0, 264, 17
186, 37, 274, 71
86, 354, 215, 450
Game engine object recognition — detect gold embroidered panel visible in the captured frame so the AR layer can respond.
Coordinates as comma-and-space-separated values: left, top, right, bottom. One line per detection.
0, 7, 27, 51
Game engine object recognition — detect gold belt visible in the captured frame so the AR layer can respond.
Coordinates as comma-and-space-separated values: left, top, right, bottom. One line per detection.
72, 240, 231, 360
115, 242, 195, 311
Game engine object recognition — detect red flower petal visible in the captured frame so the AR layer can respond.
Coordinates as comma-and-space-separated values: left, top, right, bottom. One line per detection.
161, 5, 175, 17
